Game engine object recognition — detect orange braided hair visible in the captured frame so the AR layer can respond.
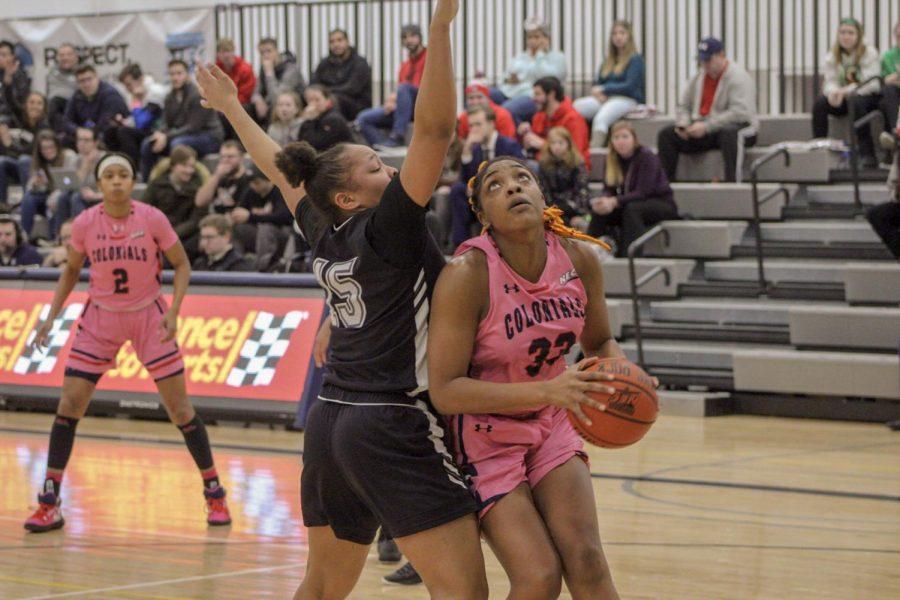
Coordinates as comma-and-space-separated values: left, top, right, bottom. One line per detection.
466, 158, 611, 250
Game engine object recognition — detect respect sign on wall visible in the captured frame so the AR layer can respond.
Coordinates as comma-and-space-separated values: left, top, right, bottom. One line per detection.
0, 290, 325, 403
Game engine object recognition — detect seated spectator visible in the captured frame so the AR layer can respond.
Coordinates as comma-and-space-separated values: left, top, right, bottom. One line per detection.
228, 166, 292, 271
457, 82, 516, 140
490, 18, 566, 124
448, 105, 524, 248
215, 38, 256, 105
311, 28, 373, 121
250, 37, 307, 125
812, 18, 882, 168
45, 42, 79, 124
195, 139, 251, 214
42, 217, 74, 268
537, 127, 590, 230
19, 130, 77, 239
0, 91, 49, 202
573, 21, 645, 146
140, 59, 224, 181
267, 91, 303, 147
590, 120, 677, 255
356, 24, 427, 147
0, 40, 30, 122
103, 63, 166, 168
141, 145, 209, 259
54, 126, 103, 226
866, 117, 899, 258
880, 21, 900, 152
519, 76, 590, 167
0, 213, 41, 266
298, 85, 353, 152
193, 214, 254, 272
61, 65, 128, 147
657, 37, 757, 182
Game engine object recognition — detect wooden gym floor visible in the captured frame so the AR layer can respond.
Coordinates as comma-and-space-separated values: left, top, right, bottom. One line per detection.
0, 410, 898, 599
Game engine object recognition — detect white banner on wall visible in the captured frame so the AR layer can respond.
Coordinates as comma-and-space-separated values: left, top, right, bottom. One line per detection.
0, 9, 214, 93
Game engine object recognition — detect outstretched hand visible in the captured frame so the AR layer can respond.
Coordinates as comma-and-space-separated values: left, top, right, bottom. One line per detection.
432, 0, 459, 26
196, 64, 240, 113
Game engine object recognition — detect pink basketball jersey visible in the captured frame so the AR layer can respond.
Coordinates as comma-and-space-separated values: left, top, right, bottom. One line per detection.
455, 232, 588, 386
70, 200, 179, 311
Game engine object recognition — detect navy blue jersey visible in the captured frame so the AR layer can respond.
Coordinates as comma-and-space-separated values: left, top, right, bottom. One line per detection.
296, 176, 445, 398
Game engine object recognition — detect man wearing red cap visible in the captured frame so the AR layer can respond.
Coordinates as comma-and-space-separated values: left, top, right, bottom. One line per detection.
457, 83, 516, 140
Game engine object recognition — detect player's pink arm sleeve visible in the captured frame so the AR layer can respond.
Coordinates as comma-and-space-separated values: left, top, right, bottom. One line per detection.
150, 208, 180, 252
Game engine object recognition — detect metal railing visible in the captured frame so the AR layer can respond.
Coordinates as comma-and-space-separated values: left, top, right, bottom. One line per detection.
847, 75, 885, 212
626, 225, 670, 370
749, 146, 791, 295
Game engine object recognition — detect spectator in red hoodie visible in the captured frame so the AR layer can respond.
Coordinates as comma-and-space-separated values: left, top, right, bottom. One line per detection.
519, 76, 590, 168
457, 82, 516, 140
216, 39, 257, 104
355, 23, 427, 148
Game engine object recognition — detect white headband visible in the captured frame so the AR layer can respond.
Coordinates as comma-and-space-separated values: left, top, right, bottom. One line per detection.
97, 154, 134, 179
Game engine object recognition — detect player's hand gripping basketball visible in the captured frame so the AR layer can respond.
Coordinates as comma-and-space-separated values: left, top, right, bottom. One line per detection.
30, 320, 54, 351
543, 357, 617, 425
196, 64, 239, 113
431, 0, 459, 25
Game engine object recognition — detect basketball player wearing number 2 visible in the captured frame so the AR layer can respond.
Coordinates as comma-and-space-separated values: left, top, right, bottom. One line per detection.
429, 157, 624, 599
24, 152, 231, 533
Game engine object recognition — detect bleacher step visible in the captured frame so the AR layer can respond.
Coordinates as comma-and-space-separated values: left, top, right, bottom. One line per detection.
759, 221, 880, 244
789, 306, 900, 351
643, 220, 746, 258
619, 340, 787, 371
704, 259, 846, 284
650, 299, 812, 326
732, 349, 900, 400
656, 390, 733, 417
601, 258, 695, 298
802, 184, 888, 205
671, 183, 792, 220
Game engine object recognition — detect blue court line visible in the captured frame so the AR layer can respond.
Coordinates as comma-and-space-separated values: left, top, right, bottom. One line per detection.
597, 473, 900, 503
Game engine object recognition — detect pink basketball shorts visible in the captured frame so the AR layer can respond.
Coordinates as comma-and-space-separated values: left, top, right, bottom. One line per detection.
65, 297, 184, 383
449, 405, 588, 517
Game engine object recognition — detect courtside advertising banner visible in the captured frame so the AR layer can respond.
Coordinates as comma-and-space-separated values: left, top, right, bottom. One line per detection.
0, 290, 325, 403
0, 9, 213, 90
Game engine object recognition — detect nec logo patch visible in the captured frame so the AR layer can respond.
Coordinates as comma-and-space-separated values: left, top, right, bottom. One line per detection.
559, 269, 579, 285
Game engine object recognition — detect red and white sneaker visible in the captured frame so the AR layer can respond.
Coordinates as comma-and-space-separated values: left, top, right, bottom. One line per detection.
24, 493, 65, 533
204, 487, 232, 526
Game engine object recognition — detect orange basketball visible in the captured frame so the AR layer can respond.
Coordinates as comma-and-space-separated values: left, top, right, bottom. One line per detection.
567, 357, 659, 448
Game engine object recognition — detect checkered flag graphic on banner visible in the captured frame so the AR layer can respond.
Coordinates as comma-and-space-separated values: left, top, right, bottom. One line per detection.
14, 303, 84, 375
226, 311, 308, 387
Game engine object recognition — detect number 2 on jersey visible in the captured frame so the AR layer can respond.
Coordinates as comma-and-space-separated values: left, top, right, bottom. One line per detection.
526, 331, 576, 377
112, 268, 129, 294
313, 258, 367, 328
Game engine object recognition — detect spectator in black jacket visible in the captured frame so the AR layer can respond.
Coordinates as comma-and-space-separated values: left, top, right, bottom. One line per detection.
311, 29, 372, 120
0, 40, 30, 122
61, 65, 128, 146
0, 214, 42, 266
0, 91, 49, 202
297, 85, 353, 152
140, 144, 208, 259
194, 214, 254, 272
228, 166, 292, 271
140, 60, 224, 181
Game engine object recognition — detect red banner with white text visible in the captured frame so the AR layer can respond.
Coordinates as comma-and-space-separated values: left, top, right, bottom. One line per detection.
0, 290, 324, 402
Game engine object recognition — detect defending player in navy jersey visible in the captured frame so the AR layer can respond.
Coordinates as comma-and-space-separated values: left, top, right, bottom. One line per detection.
197, 1, 489, 598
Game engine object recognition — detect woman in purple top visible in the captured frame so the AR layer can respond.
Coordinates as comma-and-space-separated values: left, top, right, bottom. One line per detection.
588, 120, 677, 254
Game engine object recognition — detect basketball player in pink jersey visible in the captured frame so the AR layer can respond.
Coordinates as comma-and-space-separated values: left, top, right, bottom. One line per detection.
429, 157, 625, 599
24, 152, 231, 533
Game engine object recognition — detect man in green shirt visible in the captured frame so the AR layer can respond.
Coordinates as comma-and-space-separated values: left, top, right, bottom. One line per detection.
881, 21, 900, 134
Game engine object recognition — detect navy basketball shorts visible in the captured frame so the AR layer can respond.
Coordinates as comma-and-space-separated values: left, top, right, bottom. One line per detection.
301, 386, 478, 545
